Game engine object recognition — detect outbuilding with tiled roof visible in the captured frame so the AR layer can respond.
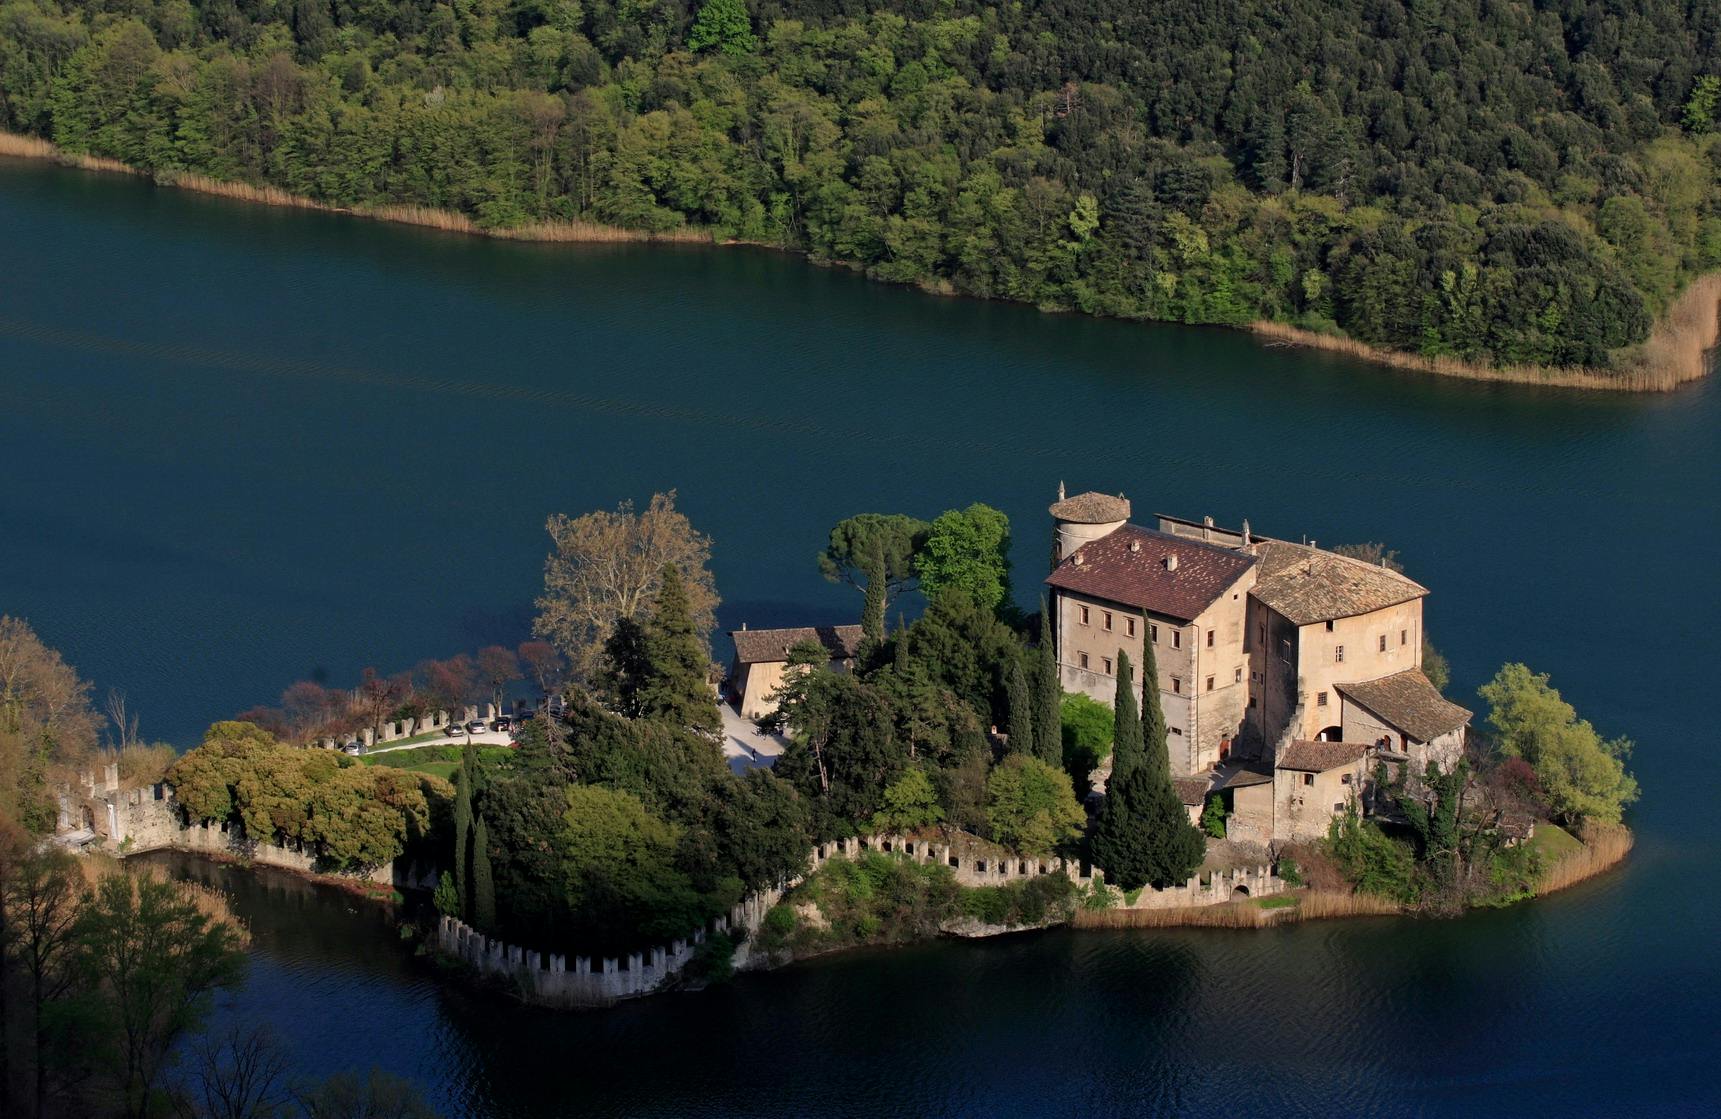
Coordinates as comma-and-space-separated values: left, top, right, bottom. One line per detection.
726, 624, 864, 720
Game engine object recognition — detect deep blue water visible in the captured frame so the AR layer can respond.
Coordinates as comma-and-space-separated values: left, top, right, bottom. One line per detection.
5, 158, 1719, 1117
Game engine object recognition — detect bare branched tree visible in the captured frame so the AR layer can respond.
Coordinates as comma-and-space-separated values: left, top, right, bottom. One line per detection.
533, 492, 718, 683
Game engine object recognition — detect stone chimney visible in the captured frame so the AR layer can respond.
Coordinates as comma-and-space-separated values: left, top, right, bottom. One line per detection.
1165, 554, 1179, 572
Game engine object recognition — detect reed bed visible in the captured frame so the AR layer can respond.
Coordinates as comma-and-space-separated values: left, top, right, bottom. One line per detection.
1251, 275, 1721, 392
72, 851, 252, 944
1070, 889, 1398, 930
1537, 824, 1634, 897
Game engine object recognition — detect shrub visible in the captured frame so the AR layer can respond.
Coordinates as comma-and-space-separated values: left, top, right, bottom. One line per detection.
1277, 858, 1304, 888
869, 768, 944, 833
984, 754, 1085, 856
1324, 808, 1421, 904
1060, 693, 1113, 782
1200, 795, 1227, 839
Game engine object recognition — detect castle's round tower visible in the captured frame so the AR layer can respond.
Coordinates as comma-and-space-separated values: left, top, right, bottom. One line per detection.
1049, 487, 1131, 568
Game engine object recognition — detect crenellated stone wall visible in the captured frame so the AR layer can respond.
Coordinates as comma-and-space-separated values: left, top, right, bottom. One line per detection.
437, 829, 1289, 1008
437, 887, 786, 1008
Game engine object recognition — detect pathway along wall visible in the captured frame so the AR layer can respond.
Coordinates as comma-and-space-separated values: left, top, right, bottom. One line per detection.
438, 830, 1288, 1008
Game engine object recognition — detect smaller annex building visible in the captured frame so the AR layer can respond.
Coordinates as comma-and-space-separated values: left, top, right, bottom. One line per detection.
1336, 669, 1472, 774
726, 624, 864, 720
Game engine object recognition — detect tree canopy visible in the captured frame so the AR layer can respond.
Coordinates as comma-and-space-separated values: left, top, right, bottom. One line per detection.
5, 0, 1718, 373
1478, 664, 1639, 826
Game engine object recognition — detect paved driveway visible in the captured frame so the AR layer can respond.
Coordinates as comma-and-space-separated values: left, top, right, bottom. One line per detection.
720, 703, 788, 774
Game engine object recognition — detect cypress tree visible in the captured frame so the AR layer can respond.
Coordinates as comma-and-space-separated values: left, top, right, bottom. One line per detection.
638, 564, 721, 735
1034, 602, 1062, 768
1092, 645, 1204, 892
471, 815, 496, 930
452, 748, 473, 917
861, 542, 887, 652
1138, 631, 1167, 778
1110, 651, 1143, 781
1004, 657, 1035, 757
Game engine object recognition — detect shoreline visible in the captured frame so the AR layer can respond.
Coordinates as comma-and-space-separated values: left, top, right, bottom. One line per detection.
1252, 279, 1721, 392
4, 128, 1713, 392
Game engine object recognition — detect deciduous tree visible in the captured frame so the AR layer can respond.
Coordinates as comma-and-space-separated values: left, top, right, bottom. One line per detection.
535, 492, 717, 683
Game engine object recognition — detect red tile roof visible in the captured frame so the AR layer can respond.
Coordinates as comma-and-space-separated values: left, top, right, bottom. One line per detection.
1044, 525, 1256, 622
730, 625, 864, 665
1337, 670, 1471, 742
1276, 740, 1372, 772
1049, 491, 1131, 524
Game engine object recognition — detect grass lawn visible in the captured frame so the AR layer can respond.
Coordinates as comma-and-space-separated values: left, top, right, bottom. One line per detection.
1526, 821, 1583, 863
369, 730, 443, 751
1254, 895, 1299, 910
361, 744, 510, 781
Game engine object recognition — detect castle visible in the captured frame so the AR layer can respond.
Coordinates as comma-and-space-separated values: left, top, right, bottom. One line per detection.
1044, 487, 1471, 844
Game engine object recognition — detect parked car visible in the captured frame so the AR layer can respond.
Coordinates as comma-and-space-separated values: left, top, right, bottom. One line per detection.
492, 716, 513, 733
447, 724, 466, 738
341, 742, 362, 756
466, 720, 488, 735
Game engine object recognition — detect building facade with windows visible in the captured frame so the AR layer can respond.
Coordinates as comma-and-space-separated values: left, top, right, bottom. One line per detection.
1044, 491, 1471, 818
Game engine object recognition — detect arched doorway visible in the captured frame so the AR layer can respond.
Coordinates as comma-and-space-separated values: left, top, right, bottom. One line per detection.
1317, 725, 1343, 742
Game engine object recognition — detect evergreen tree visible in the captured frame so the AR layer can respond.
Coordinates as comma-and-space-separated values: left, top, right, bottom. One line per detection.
471, 815, 496, 930
1033, 603, 1062, 768
1004, 657, 1034, 758
637, 564, 721, 735
1110, 651, 1143, 781
452, 748, 473, 917
1138, 630, 1168, 778
861, 542, 887, 653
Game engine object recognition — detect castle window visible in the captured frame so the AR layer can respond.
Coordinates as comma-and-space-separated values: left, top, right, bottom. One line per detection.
1341, 773, 1352, 785
1205, 676, 1214, 692
1126, 618, 1136, 637
1302, 773, 1314, 786
1079, 652, 1089, 669
1279, 639, 1291, 661
1170, 726, 1183, 736
1378, 635, 1387, 653
1206, 630, 1215, 648
1079, 605, 1090, 625
1103, 611, 1113, 631
1150, 623, 1159, 643
1335, 645, 1345, 663
1172, 677, 1182, 694
1317, 691, 1328, 707
1172, 631, 1182, 649
1235, 667, 1243, 683
1325, 620, 1335, 632
1102, 657, 1113, 675
1401, 629, 1408, 646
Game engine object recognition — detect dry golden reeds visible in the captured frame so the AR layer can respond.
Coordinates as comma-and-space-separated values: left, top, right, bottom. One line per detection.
1536, 824, 1634, 897
1069, 888, 1398, 930
1251, 275, 1721, 393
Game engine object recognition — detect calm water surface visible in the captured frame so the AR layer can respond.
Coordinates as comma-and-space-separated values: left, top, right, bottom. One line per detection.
4, 158, 1718, 1116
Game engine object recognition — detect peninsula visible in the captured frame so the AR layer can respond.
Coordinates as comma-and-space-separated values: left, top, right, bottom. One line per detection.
26, 489, 1637, 1010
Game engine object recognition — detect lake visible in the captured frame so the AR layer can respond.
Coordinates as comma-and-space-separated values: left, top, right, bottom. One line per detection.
4, 157, 1719, 1116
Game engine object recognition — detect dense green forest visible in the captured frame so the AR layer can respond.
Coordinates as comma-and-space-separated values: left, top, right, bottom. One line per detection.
2, 0, 1718, 367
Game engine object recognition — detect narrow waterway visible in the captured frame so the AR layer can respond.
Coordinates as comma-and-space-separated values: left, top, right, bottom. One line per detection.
6, 158, 1719, 1116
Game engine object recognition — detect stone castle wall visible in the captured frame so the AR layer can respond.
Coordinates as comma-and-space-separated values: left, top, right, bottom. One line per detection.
438, 829, 1288, 1008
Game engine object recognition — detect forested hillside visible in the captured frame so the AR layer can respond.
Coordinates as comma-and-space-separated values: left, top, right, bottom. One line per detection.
2, 0, 1718, 371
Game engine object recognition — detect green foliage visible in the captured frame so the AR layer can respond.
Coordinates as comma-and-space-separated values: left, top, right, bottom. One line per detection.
2, 0, 1713, 371
1200, 795, 1227, 839
73, 871, 248, 1117
1060, 692, 1113, 784
1324, 806, 1420, 904
1091, 758, 1206, 892
817, 514, 928, 607
1276, 858, 1304, 888
1109, 652, 1143, 781
1032, 607, 1063, 769
861, 542, 887, 651
958, 874, 1078, 927
870, 767, 944, 833
1478, 663, 1639, 825
781, 852, 961, 951
916, 504, 1012, 613
167, 724, 444, 871
1138, 637, 1168, 777
471, 815, 496, 930
433, 871, 461, 919
685, 927, 742, 984
1684, 76, 1721, 133
984, 754, 1085, 857
901, 589, 1021, 724
1422, 640, 1452, 694
1002, 656, 1034, 759
632, 564, 721, 735
687, 0, 757, 56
